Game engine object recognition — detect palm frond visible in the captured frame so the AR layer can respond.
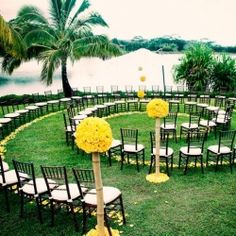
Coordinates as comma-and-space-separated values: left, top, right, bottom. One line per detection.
17, 6, 48, 25
73, 35, 123, 59
70, 0, 90, 25
63, 0, 76, 21
78, 12, 108, 27
1, 54, 22, 74
50, 0, 62, 28
24, 29, 56, 47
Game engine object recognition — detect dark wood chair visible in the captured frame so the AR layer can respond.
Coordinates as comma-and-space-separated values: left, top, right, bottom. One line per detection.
41, 165, 85, 232
206, 130, 236, 172
120, 128, 145, 172
149, 132, 174, 176
13, 160, 56, 223
72, 168, 126, 235
179, 130, 207, 175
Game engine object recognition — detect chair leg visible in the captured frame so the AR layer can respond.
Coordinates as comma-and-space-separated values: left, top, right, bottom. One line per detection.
120, 152, 124, 170
4, 187, 10, 212
50, 200, 55, 227
149, 155, 154, 174
165, 158, 170, 176
136, 154, 140, 172
104, 210, 112, 236
142, 150, 145, 166
20, 191, 24, 218
108, 150, 112, 166
178, 152, 182, 168
215, 155, 219, 172
69, 203, 79, 232
119, 195, 126, 224
171, 155, 173, 170
184, 156, 189, 175
200, 156, 204, 174
82, 204, 87, 234
206, 150, 209, 167
229, 154, 233, 174
36, 197, 43, 224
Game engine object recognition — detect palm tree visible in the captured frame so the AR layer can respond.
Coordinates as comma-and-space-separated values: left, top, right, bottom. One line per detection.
1, 0, 123, 97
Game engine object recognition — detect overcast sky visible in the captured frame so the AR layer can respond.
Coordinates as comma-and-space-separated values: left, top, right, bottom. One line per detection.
1, 0, 236, 46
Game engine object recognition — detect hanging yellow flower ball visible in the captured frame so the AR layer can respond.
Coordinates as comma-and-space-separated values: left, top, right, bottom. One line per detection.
147, 98, 169, 118
140, 75, 146, 82
138, 66, 143, 71
137, 90, 145, 98
75, 117, 112, 153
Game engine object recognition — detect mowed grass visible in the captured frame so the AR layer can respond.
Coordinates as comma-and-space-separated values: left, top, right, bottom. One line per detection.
1, 111, 236, 236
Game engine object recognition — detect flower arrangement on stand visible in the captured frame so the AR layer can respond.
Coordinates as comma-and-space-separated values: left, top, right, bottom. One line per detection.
146, 99, 169, 183
75, 117, 120, 236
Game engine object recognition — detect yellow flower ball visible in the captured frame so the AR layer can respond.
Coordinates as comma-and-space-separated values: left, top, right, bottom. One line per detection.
140, 75, 146, 82
137, 90, 145, 98
75, 117, 112, 153
146, 99, 169, 118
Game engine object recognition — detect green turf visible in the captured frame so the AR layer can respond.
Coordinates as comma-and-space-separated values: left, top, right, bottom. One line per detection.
1, 111, 236, 236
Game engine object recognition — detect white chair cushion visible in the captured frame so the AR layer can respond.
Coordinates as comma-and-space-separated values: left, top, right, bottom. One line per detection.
35, 102, 48, 106
51, 183, 86, 201
5, 113, 20, 118
0, 118, 12, 124
60, 98, 71, 102
185, 101, 197, 105
153, 147, 174, 157
208, 145, 231, 154
47, 100, 59, 104
25, 105, 39, 110
181, 123, 198, 129
114, 101, 125, 104
161, 124, 176, 129
0, 170, 28, 185
22, 178, 57, 195
180, 147, 202, 156
111, 139, 121, 148
17, 109, 29, 114
123, 144, 144, 152
200, 120, 216, 127
197, 103, 208, 108
207, 106, 219, 111
84, 186, 121, 205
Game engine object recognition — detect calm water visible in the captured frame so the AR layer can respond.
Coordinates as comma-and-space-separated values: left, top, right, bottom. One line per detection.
0, 49, 182, 96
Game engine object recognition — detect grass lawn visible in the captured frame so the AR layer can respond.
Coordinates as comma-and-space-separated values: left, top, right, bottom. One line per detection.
1, 110, 236, 236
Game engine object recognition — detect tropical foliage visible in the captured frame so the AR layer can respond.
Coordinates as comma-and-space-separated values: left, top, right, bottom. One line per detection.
173, 43, 236, 92
211, 54, 236, 92
1, 0, 122, 97
173, 43, 214, 91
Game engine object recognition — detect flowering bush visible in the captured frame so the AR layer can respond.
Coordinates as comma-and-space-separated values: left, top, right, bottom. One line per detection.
75, 117, 112, 153
137, 90, 145, 98
140, 75, 146, 82
147, 99, 169, 118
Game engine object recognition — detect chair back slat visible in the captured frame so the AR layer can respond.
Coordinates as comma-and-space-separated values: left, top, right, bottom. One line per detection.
41, 166, 71, 200
150, 131, 170, 156
0, 155, 6, 183
13, 160, 36, 192
120, 128, 138, 150
219, 130, 236, 152
73, 168, 95, 190
186, 131, 207, 153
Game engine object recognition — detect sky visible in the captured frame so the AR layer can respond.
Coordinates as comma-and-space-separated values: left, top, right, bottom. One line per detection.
1, 0, 236, 46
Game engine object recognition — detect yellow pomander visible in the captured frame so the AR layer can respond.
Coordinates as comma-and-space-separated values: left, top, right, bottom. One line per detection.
75, 117, 112, 153
146, 98, 169, 118
140, 75, 146, 82
137, 90, 145, 98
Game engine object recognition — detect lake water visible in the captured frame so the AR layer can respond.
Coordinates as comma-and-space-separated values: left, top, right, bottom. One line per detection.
0, 49, 183, 96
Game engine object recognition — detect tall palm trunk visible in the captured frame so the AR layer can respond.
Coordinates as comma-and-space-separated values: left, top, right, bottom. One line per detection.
61, 58, 73, 97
